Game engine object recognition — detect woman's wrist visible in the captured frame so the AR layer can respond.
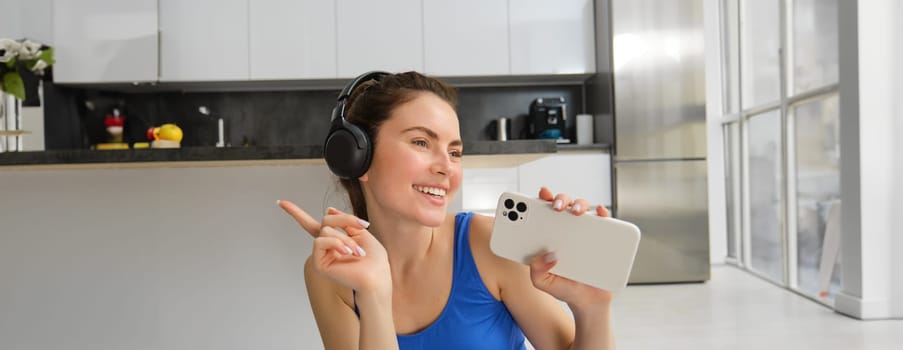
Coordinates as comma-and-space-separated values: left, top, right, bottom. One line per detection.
563, 288, 614, 310
568, 298, 611, 318
355, 286, 394, 325
357, 284, 392, 303
566, 291, 613, 316
569, 300, 614, 350
355, 281, 399, 350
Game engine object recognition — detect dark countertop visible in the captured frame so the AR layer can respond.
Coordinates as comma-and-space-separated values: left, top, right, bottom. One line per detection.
0, 140, 609, 170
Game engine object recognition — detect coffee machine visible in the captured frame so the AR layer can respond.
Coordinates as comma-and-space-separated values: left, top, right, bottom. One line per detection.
528, 97, 568, 142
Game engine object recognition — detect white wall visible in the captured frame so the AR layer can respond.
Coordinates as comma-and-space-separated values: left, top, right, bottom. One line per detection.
0, 165, 344, 349
0, 0, 53, 43
835, 0, 903, 320
0, 0, 24, 38
893, 0, 903, 319
702, 0, 727, 265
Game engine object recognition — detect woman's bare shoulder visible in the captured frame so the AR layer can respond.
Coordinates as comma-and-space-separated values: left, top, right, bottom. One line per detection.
466, 212, 495, 244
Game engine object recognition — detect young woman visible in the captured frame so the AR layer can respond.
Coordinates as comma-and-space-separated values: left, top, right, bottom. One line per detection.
278, 72, 615, 350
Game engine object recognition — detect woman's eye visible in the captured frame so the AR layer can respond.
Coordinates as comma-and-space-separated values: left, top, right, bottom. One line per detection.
412, 139, 428, 147
449, 150, 463, 158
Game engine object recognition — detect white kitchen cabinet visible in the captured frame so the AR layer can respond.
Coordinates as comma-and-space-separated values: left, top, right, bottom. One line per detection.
158, 0, 249, 81
249, 0, 336, 79
517, 152, 611, 208
336, 0, 422, 78
509, 0, 596, 75
423, 0, 509, 76
52, 0, 158, 83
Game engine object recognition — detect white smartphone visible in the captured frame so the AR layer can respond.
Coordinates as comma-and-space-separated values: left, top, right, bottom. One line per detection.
489, 192, 641, 292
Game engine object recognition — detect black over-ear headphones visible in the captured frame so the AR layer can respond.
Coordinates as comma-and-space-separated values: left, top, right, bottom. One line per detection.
324, 71, 390, 179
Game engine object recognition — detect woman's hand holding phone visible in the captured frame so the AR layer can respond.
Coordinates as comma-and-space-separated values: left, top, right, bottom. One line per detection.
527, 187, 615, 308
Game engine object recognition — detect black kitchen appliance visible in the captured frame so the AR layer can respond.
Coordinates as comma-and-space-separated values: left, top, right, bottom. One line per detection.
528, 97, 568, 141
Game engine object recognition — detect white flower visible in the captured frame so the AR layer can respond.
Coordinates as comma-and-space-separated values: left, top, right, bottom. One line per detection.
31, 59, 48, 75
0, 38, 21, 63
17, 40, 43, 60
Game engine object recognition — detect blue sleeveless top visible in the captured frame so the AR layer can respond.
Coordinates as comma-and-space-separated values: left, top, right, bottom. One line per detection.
354, 212, 526, 350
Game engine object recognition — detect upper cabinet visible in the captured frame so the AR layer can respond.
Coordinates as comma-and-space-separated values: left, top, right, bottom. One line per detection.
336, 0, 423, 78
423, 0, 509, 76
158, 0, 249, 81
510, 0, 596, 75
249, 0, 337, 79
51, 0, 596, 83
52, 0, 158, 83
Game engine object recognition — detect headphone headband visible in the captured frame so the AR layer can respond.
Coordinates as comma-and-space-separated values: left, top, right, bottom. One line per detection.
333, 71, 390, 122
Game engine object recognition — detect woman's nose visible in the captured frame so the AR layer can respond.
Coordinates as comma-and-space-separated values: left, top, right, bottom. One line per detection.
431, 152, 452, 175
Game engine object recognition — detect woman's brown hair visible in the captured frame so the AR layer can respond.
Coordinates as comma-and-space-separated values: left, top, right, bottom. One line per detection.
338, 71, 457, 221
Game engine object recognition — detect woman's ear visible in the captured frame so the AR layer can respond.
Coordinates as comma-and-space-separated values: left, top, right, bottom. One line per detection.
358, 172, 369, 182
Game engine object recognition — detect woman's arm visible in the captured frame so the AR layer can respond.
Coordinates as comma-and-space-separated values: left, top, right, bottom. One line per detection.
304, 257, 398, 350
525, 188, 616, 350
569, 300, 614, 350
280, 201, 398, 350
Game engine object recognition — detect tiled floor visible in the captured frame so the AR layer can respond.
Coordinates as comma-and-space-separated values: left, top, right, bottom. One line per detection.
610, 265, 902, 350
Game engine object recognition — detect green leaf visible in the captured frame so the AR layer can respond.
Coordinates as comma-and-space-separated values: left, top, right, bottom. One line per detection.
5, 57, 15, 69
38, 47, 55, 66
23, 59, 38, 71
2, 72, 25, 100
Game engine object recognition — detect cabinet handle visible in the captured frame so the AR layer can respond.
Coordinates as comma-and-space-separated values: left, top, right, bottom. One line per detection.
157, 29, 162, 79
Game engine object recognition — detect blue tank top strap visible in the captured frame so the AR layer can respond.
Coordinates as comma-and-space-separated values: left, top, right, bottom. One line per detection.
353, 290, 359, 317
453, 212, 478, 282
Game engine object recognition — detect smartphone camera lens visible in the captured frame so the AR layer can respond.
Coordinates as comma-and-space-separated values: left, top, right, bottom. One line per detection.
507, 211, 518, 221
516, 202, 527, 212
504, 199, 515, 209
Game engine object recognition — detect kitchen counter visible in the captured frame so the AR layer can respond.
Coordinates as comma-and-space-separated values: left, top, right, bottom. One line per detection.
0, 140, 583, 170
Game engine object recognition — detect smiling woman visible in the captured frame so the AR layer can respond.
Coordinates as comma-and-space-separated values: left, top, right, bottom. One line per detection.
278, 71, 615, 350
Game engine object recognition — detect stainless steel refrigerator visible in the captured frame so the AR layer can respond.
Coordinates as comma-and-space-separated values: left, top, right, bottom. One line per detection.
593, 0, 710, 283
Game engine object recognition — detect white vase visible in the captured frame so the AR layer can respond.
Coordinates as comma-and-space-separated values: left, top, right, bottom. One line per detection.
0, 90, 24, 152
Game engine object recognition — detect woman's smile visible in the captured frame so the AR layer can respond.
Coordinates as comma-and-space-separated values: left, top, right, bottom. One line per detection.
413, 184, 448, 206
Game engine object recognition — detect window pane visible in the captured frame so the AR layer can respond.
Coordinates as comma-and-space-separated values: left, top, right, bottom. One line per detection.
794, 94, 841, 297
721, 0, 740, 114
791, 0, 839, 94
747, 110, 783, 282
724, 123, 740, 259
740, 0, 781, 109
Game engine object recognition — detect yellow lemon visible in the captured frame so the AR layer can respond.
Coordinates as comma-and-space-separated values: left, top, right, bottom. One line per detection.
158, 124, 183, 142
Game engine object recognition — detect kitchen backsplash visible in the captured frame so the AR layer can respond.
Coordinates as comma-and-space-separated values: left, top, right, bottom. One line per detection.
41, 81, 588, 150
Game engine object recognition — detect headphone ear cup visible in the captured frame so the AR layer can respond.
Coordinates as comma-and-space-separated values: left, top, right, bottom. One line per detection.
325, 71, 387, 178
324, 121, 372, 179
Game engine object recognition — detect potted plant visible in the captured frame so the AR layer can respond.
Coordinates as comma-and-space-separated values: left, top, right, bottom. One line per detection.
1, 38, 54, 146
0, 38, 55, 101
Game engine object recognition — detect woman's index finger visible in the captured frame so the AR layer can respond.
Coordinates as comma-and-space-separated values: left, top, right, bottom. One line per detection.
277, 200, 321, 238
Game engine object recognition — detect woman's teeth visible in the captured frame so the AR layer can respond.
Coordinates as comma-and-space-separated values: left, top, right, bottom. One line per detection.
414, 185, 446, 197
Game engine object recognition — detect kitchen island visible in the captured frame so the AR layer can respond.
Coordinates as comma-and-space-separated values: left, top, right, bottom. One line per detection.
0, 139, 609, 350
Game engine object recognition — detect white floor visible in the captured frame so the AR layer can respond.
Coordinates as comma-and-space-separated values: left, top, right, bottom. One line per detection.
611, 265, 902, 350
